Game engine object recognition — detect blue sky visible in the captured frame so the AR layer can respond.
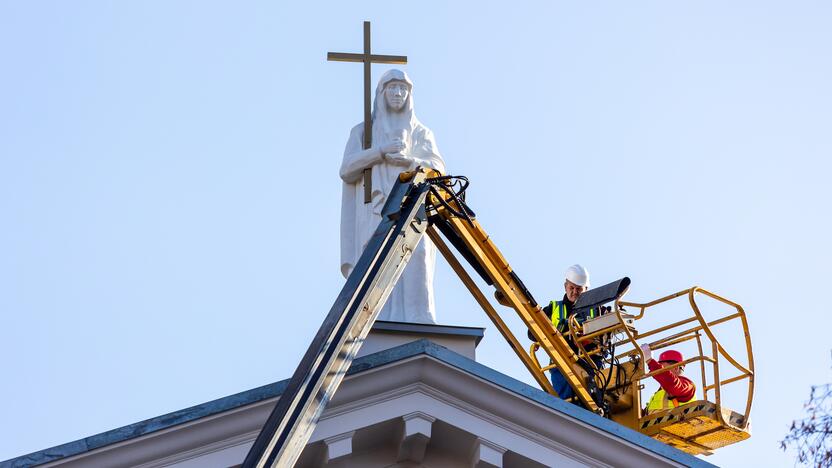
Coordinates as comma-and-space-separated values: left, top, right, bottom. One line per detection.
2, 2, 831, 466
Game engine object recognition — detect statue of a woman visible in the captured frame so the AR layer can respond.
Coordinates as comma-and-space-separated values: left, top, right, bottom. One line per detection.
339, 69, 445, 323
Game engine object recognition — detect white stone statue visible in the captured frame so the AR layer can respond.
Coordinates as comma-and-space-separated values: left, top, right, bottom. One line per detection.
339, 69, 445, 324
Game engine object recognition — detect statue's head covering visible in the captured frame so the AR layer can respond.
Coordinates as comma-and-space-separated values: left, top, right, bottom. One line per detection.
371, 69, 420, 145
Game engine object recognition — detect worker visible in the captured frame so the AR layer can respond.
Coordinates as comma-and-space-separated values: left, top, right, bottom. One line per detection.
541, 264, 598, 400
640, 344, 696, 414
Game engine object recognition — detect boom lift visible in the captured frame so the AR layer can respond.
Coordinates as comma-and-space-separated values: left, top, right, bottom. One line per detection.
243, 168, 754, 467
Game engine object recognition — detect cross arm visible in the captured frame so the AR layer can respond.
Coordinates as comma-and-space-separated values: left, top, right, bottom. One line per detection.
327, 52, 408, 64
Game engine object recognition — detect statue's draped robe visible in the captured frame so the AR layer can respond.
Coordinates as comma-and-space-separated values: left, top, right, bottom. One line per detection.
339, 70, 445, 323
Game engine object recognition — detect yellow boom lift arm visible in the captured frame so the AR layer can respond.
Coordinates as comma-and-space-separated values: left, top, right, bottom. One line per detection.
242, 168, 754, 467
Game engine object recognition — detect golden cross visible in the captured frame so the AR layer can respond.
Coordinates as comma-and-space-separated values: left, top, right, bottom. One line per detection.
328, 21, 407, 203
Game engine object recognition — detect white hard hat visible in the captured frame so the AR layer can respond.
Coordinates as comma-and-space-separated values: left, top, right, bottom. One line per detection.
565, 264, 590, 288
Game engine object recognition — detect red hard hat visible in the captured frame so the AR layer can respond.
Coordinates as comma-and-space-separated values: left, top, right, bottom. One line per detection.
658, 350, 684, 363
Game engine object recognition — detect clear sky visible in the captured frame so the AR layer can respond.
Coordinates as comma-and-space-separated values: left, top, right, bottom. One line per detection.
1, 2, 830, 466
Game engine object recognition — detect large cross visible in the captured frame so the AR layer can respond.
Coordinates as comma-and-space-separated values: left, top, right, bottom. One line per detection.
328, 21, 407, 203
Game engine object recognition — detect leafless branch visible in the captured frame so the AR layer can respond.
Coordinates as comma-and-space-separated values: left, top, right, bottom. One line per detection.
782, 381, 832, 467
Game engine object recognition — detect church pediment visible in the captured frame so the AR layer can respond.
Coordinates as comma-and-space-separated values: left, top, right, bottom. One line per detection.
2, 338, 712, 468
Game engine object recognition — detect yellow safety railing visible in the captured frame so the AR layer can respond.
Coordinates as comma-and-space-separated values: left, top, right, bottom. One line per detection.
615, 287, 755, 428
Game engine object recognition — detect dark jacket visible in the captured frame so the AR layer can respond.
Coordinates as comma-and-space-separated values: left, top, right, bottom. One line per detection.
529, 295, 600, 354
528, 294, 575, 341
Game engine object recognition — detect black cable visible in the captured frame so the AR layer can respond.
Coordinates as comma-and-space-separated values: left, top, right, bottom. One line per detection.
426, 175, 476, 225
429, 185, 471, 220
600, 341, 615, 396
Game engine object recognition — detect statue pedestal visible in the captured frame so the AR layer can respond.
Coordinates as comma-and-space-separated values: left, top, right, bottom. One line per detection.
357, 320, 484, 361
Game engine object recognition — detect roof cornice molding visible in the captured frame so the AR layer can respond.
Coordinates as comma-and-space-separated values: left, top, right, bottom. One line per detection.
1, 339, 714, 468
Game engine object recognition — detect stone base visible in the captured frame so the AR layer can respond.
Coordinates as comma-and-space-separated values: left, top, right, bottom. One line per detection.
357, 320, 485, 360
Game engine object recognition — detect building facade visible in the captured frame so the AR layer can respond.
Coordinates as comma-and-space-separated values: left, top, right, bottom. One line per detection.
2, 322, 714, 468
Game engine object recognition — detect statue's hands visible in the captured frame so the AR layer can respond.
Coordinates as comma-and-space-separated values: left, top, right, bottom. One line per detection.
385, 152, 411, 166
380, 139, 406, 155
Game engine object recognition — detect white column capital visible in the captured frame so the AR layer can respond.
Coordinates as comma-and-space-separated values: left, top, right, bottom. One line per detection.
470, 437, 506, 467
323, 430, 355, 462
397, 411, 436, 462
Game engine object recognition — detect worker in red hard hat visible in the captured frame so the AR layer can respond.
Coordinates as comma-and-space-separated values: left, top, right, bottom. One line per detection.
640, 344, 697, 415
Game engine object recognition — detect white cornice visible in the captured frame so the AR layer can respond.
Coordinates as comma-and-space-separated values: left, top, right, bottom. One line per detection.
131, 432, 253, 468
315, 381, 604, 467
36, 350, 690, 468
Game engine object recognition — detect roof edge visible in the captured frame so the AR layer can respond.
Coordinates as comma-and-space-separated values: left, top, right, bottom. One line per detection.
1, 338, 714, 468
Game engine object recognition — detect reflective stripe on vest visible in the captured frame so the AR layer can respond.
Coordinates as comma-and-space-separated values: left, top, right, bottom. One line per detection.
645, 388, 696, 414
550, 301, 596, 330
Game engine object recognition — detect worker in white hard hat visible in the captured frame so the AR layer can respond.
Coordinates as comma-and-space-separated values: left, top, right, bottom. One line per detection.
542, 264, 599, 400
547, 264, 591, 332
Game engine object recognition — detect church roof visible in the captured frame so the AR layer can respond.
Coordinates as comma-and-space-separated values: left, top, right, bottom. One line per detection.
1, 339, 715, 468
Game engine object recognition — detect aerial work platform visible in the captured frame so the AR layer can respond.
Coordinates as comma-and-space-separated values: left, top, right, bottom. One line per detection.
242, 168, 754, 467
640, 400, 750, 455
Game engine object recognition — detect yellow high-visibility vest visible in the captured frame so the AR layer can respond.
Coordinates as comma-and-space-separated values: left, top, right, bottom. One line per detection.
550, 301, 596, 332
645, 388, 696, 415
